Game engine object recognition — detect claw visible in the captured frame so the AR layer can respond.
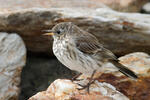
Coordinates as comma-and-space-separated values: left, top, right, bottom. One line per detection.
71, 73, 82, 82
77, 80, 95, 93
76, 70, 97, 93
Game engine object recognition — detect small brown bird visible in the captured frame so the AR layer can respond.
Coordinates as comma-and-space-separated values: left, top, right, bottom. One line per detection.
44, 22, 138, 80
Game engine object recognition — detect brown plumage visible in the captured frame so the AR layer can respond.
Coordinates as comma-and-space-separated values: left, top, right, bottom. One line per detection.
45, 22, 138, 79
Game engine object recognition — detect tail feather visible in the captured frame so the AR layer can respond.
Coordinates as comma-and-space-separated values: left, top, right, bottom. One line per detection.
110, 60, 138, 79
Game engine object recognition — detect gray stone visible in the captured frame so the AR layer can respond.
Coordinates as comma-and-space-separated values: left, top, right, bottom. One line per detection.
0, 32, 26, 100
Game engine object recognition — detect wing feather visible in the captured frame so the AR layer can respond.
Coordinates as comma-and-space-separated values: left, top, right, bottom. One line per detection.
75, 32, 117, 60
74, 27, 137, 79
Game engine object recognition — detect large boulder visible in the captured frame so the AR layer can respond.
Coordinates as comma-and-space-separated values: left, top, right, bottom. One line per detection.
1, 8, 150, 56
0, 33, 26, 100
0, 0, 148, 12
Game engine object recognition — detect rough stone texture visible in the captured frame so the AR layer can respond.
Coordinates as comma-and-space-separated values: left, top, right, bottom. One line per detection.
0, 33, 26, 100
119, 52, 150, 76
0, 0, 147, 12
28, 79, 129, 100
0, 8, 150, 56
28, 52, 150, 100
94, 0, 148, 12
97, 52, 150, 100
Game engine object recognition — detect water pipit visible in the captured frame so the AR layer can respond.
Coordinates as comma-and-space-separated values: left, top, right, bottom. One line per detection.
44, 22, 138, 91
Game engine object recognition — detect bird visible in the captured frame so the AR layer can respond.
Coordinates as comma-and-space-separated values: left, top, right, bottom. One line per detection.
43, 22, 138, 82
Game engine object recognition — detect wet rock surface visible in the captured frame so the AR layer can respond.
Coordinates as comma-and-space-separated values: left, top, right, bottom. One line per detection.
0, 32, 26, 100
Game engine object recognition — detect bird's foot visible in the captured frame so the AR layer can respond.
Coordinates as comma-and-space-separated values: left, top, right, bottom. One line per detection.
71, 73, 83, 82
77, 70, 97, 93
77, 79, 95, 93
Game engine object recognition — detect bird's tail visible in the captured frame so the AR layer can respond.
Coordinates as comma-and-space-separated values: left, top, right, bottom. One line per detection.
110, 60, 138, 79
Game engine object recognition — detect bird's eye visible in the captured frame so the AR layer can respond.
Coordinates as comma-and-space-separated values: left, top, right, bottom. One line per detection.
56, 30, 61, 34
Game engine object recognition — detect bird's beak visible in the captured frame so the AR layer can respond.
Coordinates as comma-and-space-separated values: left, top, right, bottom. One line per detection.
42, 30, 54, 36
43, 32, 54, 36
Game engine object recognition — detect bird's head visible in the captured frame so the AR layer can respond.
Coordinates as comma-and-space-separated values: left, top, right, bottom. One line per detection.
43, 22, 78, 40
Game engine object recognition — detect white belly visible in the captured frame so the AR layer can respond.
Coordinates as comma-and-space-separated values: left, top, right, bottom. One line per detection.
53, 40, 101, 75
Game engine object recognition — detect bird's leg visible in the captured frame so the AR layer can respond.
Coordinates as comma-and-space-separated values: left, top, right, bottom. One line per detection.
77, 79, 95, 93
77, 70, 96, 93
71, 72, 83, 82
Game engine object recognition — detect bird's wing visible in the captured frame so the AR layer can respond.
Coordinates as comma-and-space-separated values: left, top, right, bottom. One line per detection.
75, 32, 117, 60
75, 31, 138, 79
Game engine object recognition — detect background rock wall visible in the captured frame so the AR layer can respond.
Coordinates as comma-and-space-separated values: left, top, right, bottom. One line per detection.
1, 8, 150, 56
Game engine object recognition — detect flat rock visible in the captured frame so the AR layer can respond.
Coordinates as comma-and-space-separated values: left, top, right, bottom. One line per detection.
28, 79, 129, 100
0, 0, 147, 12
1, 8, 150, 56
0, 32, 26, 100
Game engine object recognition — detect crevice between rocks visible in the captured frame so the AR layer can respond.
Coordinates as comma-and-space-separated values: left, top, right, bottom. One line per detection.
19, 51, 74, 100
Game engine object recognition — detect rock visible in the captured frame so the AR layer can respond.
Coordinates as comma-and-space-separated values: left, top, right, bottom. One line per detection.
97, 52, 150, 100
1, 8, 150, 56
141, 2, 150, 14
0, 0, 105, 10
0, 8, 150, 56
29, 52, 150, 100
28, 79, 129, 100
94, 0, 148, 12
119, 52, 150, 76
0, 0, 148, 12
0, 32, 26, 100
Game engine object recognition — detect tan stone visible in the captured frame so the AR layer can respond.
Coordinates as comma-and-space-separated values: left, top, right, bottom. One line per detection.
29, 79, 129, 100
